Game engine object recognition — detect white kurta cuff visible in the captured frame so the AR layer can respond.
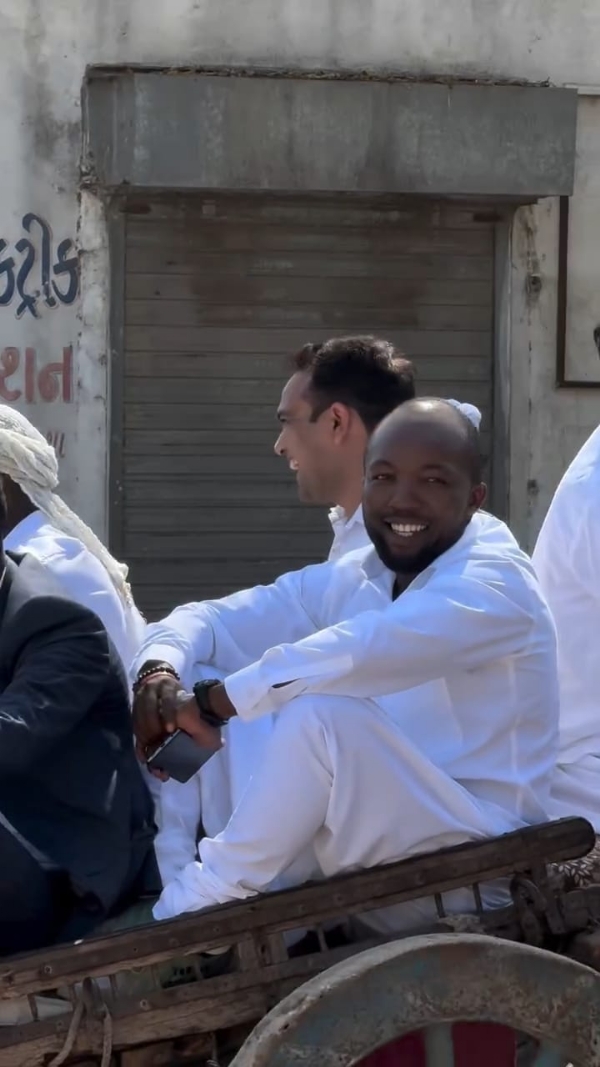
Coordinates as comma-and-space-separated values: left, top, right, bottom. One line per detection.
134, 643, 189, 682
224, 663, 294, 721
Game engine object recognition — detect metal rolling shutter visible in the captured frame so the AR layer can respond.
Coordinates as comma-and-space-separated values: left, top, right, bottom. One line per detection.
119, 193, 495, 619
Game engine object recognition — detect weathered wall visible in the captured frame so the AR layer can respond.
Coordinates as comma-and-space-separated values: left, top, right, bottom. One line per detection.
510, 98, 600, 546
1, 0, 600, 544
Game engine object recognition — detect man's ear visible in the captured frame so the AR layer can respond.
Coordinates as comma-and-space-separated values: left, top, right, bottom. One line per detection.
329, 402, 352, 438
470, 483, 487, 513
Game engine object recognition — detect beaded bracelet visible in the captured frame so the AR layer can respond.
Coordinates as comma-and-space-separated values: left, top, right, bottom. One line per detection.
132, 661, 180, 695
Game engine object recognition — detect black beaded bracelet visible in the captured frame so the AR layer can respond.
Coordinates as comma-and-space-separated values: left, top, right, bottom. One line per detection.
193, 680, 227, 728
133, 661, 180, 694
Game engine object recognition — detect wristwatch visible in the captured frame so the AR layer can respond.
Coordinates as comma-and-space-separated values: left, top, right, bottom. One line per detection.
193, 680, 227, 728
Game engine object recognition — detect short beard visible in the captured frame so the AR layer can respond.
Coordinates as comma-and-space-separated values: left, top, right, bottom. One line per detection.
366, 525, 465, 577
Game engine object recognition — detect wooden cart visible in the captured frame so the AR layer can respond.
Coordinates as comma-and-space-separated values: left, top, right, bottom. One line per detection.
1, 817, 600, 1067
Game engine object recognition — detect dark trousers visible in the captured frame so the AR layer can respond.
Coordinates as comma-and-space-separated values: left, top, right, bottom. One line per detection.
0, 820, 72, 956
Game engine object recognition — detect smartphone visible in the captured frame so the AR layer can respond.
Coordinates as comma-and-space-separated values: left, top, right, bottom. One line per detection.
146, 729, 219, 784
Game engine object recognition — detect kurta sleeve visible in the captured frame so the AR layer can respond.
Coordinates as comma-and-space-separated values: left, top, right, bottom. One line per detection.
225, 566, 540, 721
132, 566, 324, 689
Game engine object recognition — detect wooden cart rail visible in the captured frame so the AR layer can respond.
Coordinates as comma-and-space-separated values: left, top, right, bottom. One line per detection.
0, 816, 592, 1001
0, 817, 594, 1067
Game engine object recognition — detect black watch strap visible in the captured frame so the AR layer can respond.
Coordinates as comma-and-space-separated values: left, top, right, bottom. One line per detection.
193, 680, 226, 728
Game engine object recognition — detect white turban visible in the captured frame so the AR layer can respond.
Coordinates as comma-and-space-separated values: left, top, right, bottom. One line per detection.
445, 399, 482, 430
0, 405, 134, 608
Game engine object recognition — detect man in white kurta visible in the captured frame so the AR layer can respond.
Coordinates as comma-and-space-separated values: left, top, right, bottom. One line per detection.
148, 351, 484, 873
533, 423, 600, 830
0, 406, 145, 675
134, 400, 559, 927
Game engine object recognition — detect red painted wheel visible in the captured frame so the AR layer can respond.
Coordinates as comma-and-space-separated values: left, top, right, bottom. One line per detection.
230, 934, 600, 1067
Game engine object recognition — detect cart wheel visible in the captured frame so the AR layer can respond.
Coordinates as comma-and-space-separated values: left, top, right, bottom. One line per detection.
230, 934, 600, 1067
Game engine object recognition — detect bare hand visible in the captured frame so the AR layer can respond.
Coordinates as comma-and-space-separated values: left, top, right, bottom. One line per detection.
133, 675, 224, 767
132, 673, 185, 761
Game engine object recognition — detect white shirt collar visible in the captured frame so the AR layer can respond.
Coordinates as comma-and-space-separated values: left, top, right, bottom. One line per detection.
4, 510, 47, 552
328, 503, 364, 531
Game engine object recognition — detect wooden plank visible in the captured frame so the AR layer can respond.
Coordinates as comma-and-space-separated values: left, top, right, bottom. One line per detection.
125, 224, 494, 257
123, 376, 491, 407
129, 561, 294, 589
0, 986, 265, 1066
123, 354, 492, 383
124, 506, 328, 534
123, 427, 284, 447
123, 402, 288, 430
126, 250, 494, 281
122, 453, 297, 477
125, 327, 493, 357
123, 398, 492, 433
126, 275, 494, 306
122, 530, 330, 558
122, 440, 490, 478
1, 925, 520, 1066
125, 300, 492, 332
122, 480, 303, 505
124, 434, 285, 457
125, 196, 500, 229
120, 453, 490, 500
1, 941, 419, 1067
123, 427, 491, 459
124, 377, 284, 405
0, 819, 591, 1005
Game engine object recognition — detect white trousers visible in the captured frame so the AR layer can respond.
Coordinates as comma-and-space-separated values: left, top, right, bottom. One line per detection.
154, 690, 518, 931
548, 755, 600, 832
154, 665, 276, 885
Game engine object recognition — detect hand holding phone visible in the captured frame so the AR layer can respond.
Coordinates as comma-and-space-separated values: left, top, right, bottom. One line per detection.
146, 728, 220, 783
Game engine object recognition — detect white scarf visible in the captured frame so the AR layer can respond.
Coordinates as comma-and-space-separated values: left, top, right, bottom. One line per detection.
0, 406, 134, 608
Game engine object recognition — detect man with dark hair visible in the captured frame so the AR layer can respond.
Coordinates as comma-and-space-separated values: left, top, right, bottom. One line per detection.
0, 484, 157, 956
274, 336, 480, 560
275, 336, 415, 560
133, 400, 558, 928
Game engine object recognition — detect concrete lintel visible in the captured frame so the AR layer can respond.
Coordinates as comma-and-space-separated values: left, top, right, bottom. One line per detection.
83, 71, 577, 199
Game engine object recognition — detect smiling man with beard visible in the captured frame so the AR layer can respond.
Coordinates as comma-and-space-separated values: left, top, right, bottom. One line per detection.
133, 399, 559, 929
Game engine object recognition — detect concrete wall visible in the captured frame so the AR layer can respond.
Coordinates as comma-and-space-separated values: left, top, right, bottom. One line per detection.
2, 0, 600, 545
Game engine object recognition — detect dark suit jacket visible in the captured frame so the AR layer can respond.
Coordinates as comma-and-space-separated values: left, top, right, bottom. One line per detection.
0, 551, 157, 928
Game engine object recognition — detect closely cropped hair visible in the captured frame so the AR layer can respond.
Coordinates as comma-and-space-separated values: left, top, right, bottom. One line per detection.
419, 396, 484, 485
292, 336, 415, 432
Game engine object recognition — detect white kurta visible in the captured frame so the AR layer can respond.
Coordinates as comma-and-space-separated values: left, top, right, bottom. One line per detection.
5, 510, 146, 675
327, 504, 368, 561
533, 424, 600, 829
135, 511, 559, 924
154, 500, 370, 880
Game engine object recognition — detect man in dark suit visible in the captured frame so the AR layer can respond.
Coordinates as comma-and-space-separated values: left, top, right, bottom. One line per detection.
0, 505, 157, 955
